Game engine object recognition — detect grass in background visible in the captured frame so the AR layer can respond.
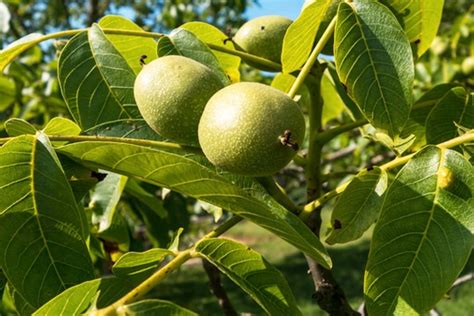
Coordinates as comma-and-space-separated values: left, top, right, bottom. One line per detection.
156, 220, 473, 315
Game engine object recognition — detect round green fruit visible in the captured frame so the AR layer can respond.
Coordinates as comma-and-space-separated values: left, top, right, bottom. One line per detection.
233, 15, 292, 71
134, 55, 224, 145
198, 82, 305, 176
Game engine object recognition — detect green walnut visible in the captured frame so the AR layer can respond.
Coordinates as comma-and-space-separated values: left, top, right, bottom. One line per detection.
233, 15, 292, 71
198, 82, 305, 176
134, 55, 224, 145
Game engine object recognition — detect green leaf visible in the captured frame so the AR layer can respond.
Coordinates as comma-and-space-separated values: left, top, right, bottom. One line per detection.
0, 135, 94, 310
34, 274, 151, 316
0, 76, 16, 111
196, 238, 302, 316
5, 118, 37, 136
84, 119, 164, 141
321, 69, 345, 125
120, 299, 198, 316
168, 28, 230, 86
125, 179, 167, 218
281, 0, 334, 73
42, 117, 81, 136
182, 22, 241, 83
326, 168, 387, 244
0, 33, 42, 72
365, 146, 474, 315
326, 63, 363, 120
58, 25, 140, 129
380, 0, 444, 57
271, 72, 311, 107
58, 141, 332, 268
426, 88, 474, 145
334, 0, 414, 138
400, 83, 460, 152
89, 171, 128, 233
98, 15, 158, 74
157, 36, 179, 57
112, 249, 174, 277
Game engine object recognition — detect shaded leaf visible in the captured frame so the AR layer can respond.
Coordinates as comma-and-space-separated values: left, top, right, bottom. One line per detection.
58, 141, 332, 268
58, 25, 140, 129
281, 0, 334, 73
365, 146, 474, 315
98, 15, 158, 74
157, 36, 179, 57
120, 299, 198, 316
182, 21, 241, 83
380, 0, 444, 56
125, 179, 166, 218
334, 0, 414, 138
84, 119, 164, 141
0, 135, 94, 310
0, 76, 16, 111
196, 238, 302, 316
326, 167, 387, 244
426, 88, 474, 145
400, 83, 459, 152
90, 171, 128, 233
112, 249, 174, 277
168, 28, 230, 86
321, 69, 345, 125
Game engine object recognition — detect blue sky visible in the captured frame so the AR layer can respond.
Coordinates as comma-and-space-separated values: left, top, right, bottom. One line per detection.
246, 0, 305, 20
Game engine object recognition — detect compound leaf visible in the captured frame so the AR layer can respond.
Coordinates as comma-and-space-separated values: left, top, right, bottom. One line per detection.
58, 141, 332, 268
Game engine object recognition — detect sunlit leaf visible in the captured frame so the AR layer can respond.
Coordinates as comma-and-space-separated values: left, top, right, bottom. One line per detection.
281, 0, 334, 73
112, 248, 174, 277
0, 135, 93, 310
42, 117, 81, 136
120, 299, 198, 316
99, 15, 158, 74
58, 25, 140, 129
4, 118, 36, 136
334, 0, 414, 138
84, 119, 164, 141
58, 141, 332, 268
0, 33, 42, 72
196, 238, 301, 316
380, 0, 444, 56
365, 146, 474, 315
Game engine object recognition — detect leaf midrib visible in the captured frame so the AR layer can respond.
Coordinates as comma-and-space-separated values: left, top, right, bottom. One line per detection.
385, 149, 446, 314
349, 2, 395, 135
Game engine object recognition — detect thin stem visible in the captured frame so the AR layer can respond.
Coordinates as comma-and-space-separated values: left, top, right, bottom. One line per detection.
1, 27, 280, 74
257, 177, 301, 213
315, 118, 368, 145
301, 130, 474, 219
94, 216, 242, 316
288, 17, 337, 99
0, 134, 202, 153
202, 260, 238, 316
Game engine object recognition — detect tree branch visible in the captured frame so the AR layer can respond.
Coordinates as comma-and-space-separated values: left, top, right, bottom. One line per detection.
202, 259, 238, 316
